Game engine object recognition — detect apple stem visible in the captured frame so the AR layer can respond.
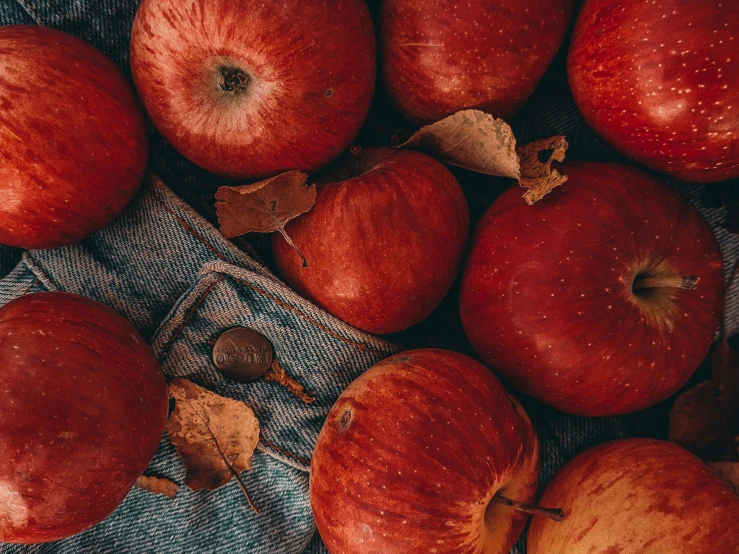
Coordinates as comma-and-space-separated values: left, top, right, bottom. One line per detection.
492, 493, 564, 522
632, 275, 699, 291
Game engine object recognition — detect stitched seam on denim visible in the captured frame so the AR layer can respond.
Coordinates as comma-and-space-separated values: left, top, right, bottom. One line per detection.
48, 0, 67, 18
23, 253, 63, 291
226, 275, 374, 352
259, 437, 310, 467
167, 275, 225, 346
256, 442, 309, 473
14, 0, 44, 24
153, 195, 229, 262
24, 278, 41, 295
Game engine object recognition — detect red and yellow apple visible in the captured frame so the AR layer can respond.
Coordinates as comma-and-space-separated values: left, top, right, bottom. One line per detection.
130, 0, 376, 181
379, 0, 574, 125
0, 293, 168, 543
460, 162, 724, 416
310, 349, 540, 554
273, 147, 469, 335
0, 26, 148, 249
568, 0, 739, 182
528, 439, 739, 553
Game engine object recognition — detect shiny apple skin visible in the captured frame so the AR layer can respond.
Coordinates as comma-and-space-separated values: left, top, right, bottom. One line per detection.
0, 26, 148, 249
379, 0, 574, 125
529, 439, 739, 553
459, 162, 724, 416
272, 148, 470, 335
310, 349, 540, 554
568, 0, 739, 183
130, 0, 376, 181
0, 293, 168, 543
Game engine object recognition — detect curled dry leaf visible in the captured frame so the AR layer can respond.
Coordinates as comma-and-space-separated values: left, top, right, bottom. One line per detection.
668, 341, 739, 461
167, 379, 260, 493
708, 461, 739, 495
517, 136, 569, 205
394, 109, 568, 204
135, 475, 179, 499
393, 109, 520, 179
668, 380, 728, 458
669, 261, 739, 462
215, 170, 315, 266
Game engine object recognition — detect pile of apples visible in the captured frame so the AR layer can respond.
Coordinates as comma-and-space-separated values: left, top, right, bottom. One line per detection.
1, 0, 738, 551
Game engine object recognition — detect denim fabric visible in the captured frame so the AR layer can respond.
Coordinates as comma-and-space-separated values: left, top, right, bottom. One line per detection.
2, 1, 739, 553
0, 178, 398, 553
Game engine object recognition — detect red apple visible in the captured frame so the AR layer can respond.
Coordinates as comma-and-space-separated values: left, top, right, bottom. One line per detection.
379, 0, 574, 125
311, 349, 540, 554
460, 162, 724, 416
0, 292, 168, 543
272, 147, 469, 334
528, 438, 739, 553
130, 0, 376, 181
568, 0, 739, 183
0, 26, 148, 250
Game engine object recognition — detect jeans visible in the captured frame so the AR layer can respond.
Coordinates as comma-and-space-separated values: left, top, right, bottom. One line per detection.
2, 1, 739, 553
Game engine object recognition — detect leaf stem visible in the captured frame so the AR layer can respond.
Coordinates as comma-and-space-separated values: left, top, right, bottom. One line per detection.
198, 411, 260, 514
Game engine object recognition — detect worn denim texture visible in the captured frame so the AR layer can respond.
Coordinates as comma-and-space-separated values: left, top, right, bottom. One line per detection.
1, 0, 739, 553
0, 178, 399, 554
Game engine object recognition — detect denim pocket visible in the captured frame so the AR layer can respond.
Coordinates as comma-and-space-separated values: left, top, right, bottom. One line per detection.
0, 258, 397, 554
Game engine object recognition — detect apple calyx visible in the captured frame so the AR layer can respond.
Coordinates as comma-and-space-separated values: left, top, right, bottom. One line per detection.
632, 274, 699, 291
218, 66, 250, 96
491, 493, 564, 522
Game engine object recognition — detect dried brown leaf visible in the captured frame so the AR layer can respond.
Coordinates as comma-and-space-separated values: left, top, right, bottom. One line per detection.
712, 340, 739, 400
517, 136, 569, 205
394, 109, 520, 179
669, 380, 726, 452
215, 171, 315, 265
135, 475, 179, 499
167, 378, 260, 491
668, 341, 739, 462
394, 110, 568, 204
708, 461, 739, 495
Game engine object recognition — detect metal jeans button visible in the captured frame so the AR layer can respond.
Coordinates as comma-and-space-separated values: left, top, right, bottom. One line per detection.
212, 327, 273, 382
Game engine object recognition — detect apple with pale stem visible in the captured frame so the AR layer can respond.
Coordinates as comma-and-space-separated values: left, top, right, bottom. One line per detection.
130, 0, 376, 181
528, 438, 739, 553
379, 0, 574, 125
0, 26, 148, 249
0, 292, 168, 543
273, 147, 470, 335
568, 0, 739, 182
460, 162, 724, 416
310, 348, 551, 554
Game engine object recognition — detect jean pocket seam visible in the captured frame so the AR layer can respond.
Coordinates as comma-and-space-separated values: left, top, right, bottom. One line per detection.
14, 0, 44, 24
22, 252, 63, 291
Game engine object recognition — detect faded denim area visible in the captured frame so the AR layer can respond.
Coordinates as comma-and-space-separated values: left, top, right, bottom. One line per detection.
1, 0, 739, 553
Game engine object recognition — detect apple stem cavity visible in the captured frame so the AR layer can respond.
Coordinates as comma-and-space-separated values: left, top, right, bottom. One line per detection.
632, 274, 699, 291
492, 493, 564, 522
218, 66, 250, 96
